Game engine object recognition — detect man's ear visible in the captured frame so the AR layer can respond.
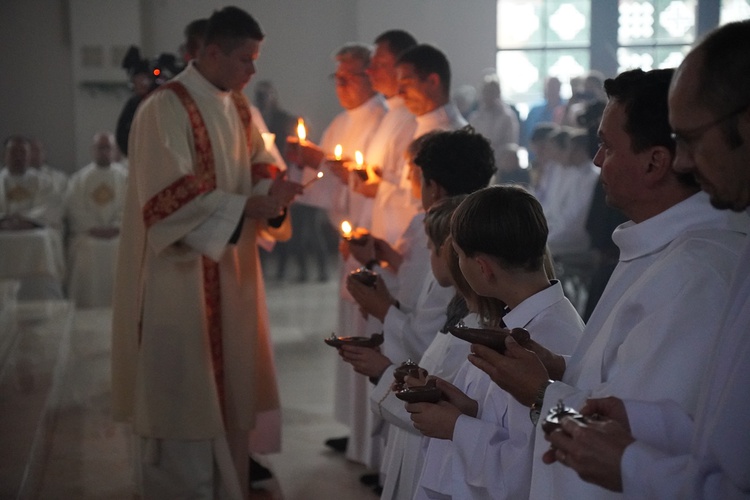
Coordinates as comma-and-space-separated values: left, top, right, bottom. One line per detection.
644, 145, 673, 185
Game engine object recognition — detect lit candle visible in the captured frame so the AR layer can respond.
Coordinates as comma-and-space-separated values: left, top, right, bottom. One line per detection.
334, 144, 343, 161
353, 150, 368, 181
340, 220, 353, 239
297, 118, 307, 142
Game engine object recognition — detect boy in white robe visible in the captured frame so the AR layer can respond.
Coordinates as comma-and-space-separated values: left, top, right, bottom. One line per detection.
408, 186, 583, 499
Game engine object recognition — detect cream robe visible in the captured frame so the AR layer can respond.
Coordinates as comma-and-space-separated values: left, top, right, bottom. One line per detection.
65, 161, 128, 307
0, 167, 63, 229
529, 192, 749, 499
111, 63, 287, 446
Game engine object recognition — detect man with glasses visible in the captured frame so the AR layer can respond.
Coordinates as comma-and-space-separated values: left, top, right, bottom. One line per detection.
540, 20, 750, 498
465, 67, 748, 498
292, 42, 387, 470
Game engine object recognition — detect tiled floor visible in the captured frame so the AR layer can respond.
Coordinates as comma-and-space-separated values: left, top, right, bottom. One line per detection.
9, 254, 382, 499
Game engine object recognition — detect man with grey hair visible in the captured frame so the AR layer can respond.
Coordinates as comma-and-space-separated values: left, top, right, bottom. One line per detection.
292, 41, 386, 469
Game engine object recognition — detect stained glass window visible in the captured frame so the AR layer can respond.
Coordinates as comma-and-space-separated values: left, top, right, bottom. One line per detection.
617, 0, 696, 72
496, 0, 591, 115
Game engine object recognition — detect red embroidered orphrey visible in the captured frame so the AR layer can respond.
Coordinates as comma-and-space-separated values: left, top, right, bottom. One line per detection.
141, 82, 255, 421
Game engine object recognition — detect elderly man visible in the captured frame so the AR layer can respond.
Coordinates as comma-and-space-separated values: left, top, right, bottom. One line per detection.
111, 7, 302, 497
467, 67, 748, 499
542, 20, 750, 498
65, 132, 127, 307
290, 42, 386, 468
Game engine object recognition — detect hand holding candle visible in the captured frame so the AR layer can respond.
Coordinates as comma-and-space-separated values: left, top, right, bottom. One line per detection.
285, 118, 324, 168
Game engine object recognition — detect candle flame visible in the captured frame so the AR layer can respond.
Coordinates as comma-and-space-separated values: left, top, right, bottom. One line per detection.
334, 144, 343, 160
316, 171, 324, 179
341, 220, 352, 236
355, 151, 364, 167
297, 118, 307, 141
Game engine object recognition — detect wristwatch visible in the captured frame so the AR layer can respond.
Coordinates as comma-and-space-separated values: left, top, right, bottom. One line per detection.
529, 379, 554, 425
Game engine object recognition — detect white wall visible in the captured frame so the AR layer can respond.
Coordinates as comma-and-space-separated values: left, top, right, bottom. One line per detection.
0, 0, 496, 168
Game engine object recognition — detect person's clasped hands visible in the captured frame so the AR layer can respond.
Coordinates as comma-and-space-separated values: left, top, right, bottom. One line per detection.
404, 375, 479, 440
542, 396, 635, 492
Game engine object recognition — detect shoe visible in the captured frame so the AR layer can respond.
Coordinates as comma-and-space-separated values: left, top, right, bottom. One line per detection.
324, 436, 348, 453
359, 473, 379, 486
249, 456, 273, 483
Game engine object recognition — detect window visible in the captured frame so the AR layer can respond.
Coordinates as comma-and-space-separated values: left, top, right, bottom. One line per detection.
496, 0, 591, 118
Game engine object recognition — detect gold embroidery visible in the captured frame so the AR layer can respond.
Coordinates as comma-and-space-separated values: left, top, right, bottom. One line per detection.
91, 183, 115, 206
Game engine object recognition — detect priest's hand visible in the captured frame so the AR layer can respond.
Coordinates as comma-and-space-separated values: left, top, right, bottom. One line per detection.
543, 414, 634, 492
244, 195, 284, 220
269, 177, 303, 206
338, 344, 391, 379
468, 336, 550, 407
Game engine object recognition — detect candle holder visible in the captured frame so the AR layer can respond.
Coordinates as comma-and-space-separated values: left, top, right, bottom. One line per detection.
349, 267, 377, 287
323, 332, 384, 348
395, 378, 442, 403
447, 322, 530, 353
541, 400, 587, 434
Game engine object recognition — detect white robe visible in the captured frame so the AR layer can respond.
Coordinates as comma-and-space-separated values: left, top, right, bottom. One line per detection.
111, 63, 287, 497
415, 281, 583, 500
64, 161, 128, 307
381, 102, 468, 237
304, 95, 387, 467
616, 206, 750, 499
542, 161, 599, 256
529, 192, 749, 500
371, 312, 477, 500
365, 95, 417, 245
468, 101, 520, 168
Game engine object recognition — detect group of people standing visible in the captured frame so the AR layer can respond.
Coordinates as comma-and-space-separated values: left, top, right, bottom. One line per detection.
106, 4, 749, 500
0, 133, 127, 307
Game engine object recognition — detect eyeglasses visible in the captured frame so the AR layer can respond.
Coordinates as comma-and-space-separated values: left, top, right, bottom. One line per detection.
671, 104, 749, 152
329, 72, 367, 86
